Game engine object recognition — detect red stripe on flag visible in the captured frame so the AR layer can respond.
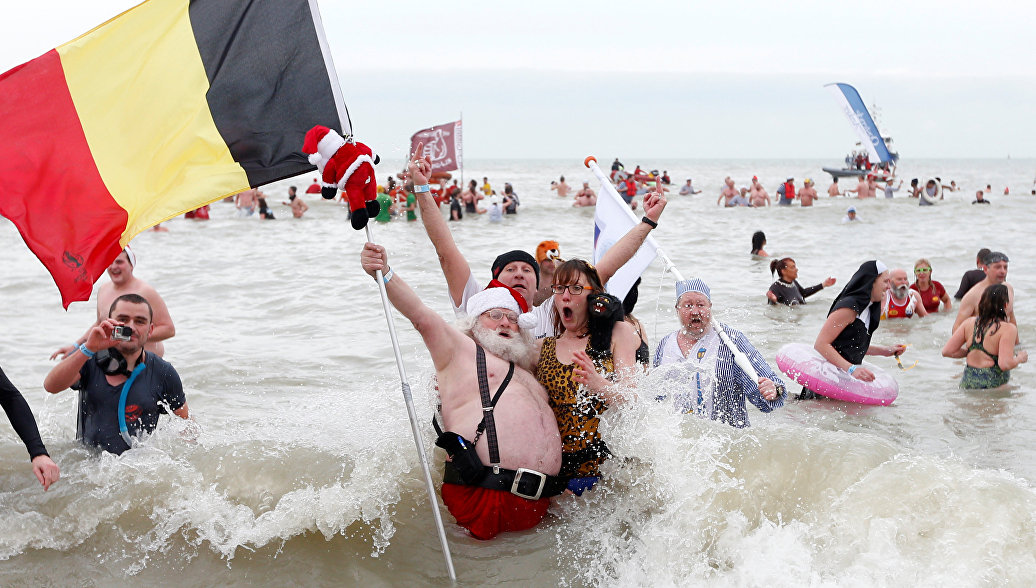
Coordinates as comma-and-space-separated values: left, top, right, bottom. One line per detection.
0, 50, 127, 308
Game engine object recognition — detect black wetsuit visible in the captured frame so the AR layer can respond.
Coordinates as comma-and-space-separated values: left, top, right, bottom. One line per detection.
0, 364, 49, 459
73, 352, 185, 455
768, 280, 824, 306
954, 269, 985, 300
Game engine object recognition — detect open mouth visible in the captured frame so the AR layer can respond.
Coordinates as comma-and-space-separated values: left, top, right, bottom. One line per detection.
497, 330, 512, 339
562, 307, 574, 320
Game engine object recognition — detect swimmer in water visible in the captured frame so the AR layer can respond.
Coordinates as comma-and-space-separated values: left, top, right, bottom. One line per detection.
750, 231, 769, 257
766, 257, 836, 305
942, 284, 1027, 389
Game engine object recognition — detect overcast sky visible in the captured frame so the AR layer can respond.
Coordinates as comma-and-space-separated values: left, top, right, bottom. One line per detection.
3, 1, 1033, 159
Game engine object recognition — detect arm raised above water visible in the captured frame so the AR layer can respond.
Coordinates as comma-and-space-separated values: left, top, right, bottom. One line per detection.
361, 242, 465, 371
408, 144, 473, 308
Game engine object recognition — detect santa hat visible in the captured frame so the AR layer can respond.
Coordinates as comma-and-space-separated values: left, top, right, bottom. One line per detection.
302, 125, 347, 168
467, 284, 537, 331
123, 246, 136, 268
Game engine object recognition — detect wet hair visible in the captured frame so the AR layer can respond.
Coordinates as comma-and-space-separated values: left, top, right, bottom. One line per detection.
550, 259, 604, 336
770, 257, 794, 280
977, 248, 991, 263
833, 177, 838, 183
751, 231, 766, 254
108, 293, 153, 321
910, 178, 919, 187
975, 284, 1009, 340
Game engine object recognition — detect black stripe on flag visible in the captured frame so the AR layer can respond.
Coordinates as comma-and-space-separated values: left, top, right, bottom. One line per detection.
189, 0, 347, 186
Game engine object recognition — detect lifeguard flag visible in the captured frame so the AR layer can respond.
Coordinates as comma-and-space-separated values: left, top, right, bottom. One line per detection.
409, 120, 462, 173
0, 0, 350, 308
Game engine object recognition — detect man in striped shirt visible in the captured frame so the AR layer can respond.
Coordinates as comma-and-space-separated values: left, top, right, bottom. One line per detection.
652, 279, 786, 428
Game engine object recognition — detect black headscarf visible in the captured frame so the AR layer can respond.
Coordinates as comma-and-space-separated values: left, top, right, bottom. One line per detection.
828, 260, 887, 334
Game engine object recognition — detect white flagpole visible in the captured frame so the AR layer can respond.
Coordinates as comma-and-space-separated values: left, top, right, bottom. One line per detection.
363, 225, 456, 581
584, 156, 761, 383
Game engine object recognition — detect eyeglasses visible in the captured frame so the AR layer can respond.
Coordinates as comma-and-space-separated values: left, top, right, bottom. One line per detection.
551, 284, 587, 295
677, 302, 710, 310
914, 268, 931, 274
481, 309, 519, 324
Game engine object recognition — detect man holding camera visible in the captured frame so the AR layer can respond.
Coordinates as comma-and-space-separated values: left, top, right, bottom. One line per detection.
43, 294, 190, 455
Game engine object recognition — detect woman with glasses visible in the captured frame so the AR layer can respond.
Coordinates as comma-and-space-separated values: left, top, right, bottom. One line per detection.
910, 258, 952, 313
766, 257, 836, 306
534, 259, 640, 495
942, 284, 1027, 389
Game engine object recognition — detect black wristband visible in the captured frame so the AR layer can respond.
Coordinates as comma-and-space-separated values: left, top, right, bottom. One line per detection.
641, 216, 658, 228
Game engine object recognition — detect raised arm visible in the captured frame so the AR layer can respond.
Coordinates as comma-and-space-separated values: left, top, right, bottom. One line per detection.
360, 242, 466, 370
408, 144, 473, 307
44, 320, 119, 393
596, 185, 667, 285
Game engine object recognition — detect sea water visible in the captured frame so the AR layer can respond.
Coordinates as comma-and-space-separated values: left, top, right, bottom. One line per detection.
1, 158, 1035, 586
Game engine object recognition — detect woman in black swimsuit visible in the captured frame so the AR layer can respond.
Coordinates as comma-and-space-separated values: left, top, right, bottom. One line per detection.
766, 257, 836, 306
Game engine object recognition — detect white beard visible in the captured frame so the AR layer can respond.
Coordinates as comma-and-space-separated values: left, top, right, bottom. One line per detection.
893, 284, 910, 299
472, 324, 534, 370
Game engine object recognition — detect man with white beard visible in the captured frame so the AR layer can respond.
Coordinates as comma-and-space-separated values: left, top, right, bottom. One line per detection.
360, 242, 564, 541
652, 279, 785, 428
882, 268, 928, 319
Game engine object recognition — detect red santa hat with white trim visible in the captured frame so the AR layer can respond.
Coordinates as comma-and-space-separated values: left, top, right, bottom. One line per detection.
301, 125, 348, 169
466, 283, 537, 331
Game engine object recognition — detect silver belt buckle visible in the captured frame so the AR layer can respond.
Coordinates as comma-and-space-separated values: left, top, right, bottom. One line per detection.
511, 468, 547, 500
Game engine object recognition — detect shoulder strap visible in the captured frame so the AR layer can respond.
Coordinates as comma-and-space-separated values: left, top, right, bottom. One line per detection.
472, 345, 514, 468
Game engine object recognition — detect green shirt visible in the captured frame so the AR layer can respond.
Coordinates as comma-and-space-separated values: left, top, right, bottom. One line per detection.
406, 193, 417, 221
375, 192, 393, 222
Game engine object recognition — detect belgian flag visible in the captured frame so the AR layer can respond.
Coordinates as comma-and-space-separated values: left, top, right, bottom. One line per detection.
0, 0, 349, 307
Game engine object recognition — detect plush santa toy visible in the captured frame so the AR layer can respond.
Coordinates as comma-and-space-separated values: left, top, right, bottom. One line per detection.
302, 125, 381, 230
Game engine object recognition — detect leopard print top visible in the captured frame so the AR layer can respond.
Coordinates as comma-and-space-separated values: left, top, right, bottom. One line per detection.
536, 337, 614, 477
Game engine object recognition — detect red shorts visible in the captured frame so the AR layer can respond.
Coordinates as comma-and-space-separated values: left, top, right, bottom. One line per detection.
440, 483, 551, 540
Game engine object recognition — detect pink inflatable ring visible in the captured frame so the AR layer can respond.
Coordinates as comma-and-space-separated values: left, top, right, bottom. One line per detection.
776, 343, 899, 405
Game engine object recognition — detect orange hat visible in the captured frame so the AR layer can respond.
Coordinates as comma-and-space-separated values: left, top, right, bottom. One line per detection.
535, 240, 561, 264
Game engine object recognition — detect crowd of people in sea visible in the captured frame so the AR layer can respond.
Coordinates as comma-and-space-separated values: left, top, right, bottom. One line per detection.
1, 149, 1027, 546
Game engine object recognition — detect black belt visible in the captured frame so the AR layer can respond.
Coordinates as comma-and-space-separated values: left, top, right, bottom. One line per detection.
443, 461, 568, 500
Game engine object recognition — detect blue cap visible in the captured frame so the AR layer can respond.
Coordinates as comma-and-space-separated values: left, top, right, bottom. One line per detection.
676, 278, 711, 302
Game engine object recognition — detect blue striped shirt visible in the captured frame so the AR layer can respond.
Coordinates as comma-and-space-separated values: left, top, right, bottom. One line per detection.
653, 324, 786, 428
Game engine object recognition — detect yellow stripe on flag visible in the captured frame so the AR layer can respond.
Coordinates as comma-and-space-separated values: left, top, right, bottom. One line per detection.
57, 0, 249, 242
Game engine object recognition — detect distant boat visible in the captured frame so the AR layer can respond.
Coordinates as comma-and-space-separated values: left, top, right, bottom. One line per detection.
823, 83, 898, 179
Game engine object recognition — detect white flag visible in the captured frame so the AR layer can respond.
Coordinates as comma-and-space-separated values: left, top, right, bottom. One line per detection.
591, 170, 658, 302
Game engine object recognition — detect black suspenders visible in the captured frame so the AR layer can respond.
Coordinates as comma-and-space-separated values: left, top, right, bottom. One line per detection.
471, 345, 515, 469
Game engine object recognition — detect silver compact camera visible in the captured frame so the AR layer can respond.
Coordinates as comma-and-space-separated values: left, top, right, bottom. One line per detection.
111, 325, 133, 341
